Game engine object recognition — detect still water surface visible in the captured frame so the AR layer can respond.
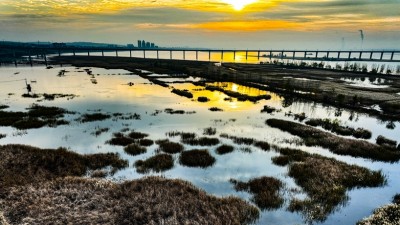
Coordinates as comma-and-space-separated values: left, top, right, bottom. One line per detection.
0, 65, 399, 225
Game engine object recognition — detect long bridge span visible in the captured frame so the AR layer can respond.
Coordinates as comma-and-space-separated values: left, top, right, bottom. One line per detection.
1, 44, 400, 66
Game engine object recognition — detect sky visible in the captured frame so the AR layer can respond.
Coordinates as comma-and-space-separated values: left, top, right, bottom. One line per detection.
0, 0, 399, 50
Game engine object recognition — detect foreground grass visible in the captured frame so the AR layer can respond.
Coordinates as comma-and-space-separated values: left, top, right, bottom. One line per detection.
272, 147, 386, 222
266, 119, 400, 162
0, 177, 259, 225
0, 144, 128, 189
357, 194, 400, 225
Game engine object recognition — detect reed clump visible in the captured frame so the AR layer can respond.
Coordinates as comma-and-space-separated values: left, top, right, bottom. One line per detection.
376, 135, 397, 149
266, 119, 400, 162
305, 118, 372, 139
0, 104, 71, 129
80, 113, 111, 123
171, 89, 193, 98
231, 177, 284, 210
156, 139, 184, 154
135, 154, 174, 173
179, 149, 216, 168
181, 137, 220, 146
216, 144, 235, 155
124, 144, 147, 156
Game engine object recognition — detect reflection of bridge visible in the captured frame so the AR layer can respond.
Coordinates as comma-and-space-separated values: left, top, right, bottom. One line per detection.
1, 44, 400, 66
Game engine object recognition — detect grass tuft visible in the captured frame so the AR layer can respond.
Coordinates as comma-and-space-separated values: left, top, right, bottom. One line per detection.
231, 177, 284, 210
135, 154, 174, 173
216, 144, 235, 155
157, 140, 184, 154
179, 149, 216, 168
124, 144, 147, 156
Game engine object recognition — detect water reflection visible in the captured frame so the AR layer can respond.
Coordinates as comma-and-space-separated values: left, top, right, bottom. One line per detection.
0, 65, 399, 225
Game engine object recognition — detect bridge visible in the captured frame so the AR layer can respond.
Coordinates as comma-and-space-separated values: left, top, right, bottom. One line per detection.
1, 44, 400, 66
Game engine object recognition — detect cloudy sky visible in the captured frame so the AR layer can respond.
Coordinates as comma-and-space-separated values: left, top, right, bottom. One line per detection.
1, 0, 399, 49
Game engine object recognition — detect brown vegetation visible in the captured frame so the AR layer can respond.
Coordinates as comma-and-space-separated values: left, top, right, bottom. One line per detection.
271, 147, 385, 222
231, 177, 284, 210
305, 118, 372, 139
135, 154, 174, 173
0, 144, 128, 189
0, 176, 259, 225
124, 144, 147, 156
179, 149, 216, 168
266, 119, 400, 162
216, 144, 235, 155
156, 139, 184, 154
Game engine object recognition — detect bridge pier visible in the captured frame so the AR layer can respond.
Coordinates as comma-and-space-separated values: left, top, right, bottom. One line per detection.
88, 51, 90, 56
221, 50, 224, 61
348, 51, 352, 60
143, 50, 146, 59
327, 51, 330, 58
380, 52, 384, 60
73, 50, 76, 56
170, 50, 172, 60
257, 51, 260, 60
233, 51, 236, 60
101, 50, 104, 57
337, 52, 341, 59
196, 51, 198, 61
391, 52, 394, 61
43, 51, 47, 66
116, 50, 118, 57
315, 51, 319, 58
208, 51, 211, 61
370, 52, 373, 59
130, 50, 132, 58
246, 51, 248, 61
157, 50, 159, 59
183, 50, 186, 60
293, 51, 295, 60
269, 51, 272, 61
281, 51, 284, 60
304, 51, 307, 58
28, 52, 32, 66
359, 52, 362, 60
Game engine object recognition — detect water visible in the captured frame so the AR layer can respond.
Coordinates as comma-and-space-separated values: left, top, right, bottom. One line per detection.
0, 65, 399, 225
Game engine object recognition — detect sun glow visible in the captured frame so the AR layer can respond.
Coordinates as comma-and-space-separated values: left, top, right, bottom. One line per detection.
221, 0, 259, 10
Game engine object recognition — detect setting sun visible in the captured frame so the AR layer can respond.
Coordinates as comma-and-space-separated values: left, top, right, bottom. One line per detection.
221, 0, 259, 10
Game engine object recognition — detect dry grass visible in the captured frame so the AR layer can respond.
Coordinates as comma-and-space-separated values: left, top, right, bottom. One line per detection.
266, 119, 400, 162
135, 154, 174, 173
0, 176, 259, 225
181, 137, 220, 146
272, 147, 386, 222
231, 177, 284, 210
305, 118, 372, 139
0, 104, 70, 130
216, 144, 235, 155
80, 113, 111, 123
156, 140, 184, 154
0, 144, 128, 189
179, 149, 216, 168
124, 144, 147, 156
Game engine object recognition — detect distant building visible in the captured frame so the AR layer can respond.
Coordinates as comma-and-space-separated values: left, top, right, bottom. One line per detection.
141, 40, 146, 48
127, 44, 134, 48
146, 42, 151, 48
150, 43, 155, 48
138, 40, 142, 48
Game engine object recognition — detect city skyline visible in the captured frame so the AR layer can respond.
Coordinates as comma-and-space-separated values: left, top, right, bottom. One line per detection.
1, 0, 399, 50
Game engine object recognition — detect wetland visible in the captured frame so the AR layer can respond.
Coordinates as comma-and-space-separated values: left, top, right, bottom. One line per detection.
0, 56, 400, 225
